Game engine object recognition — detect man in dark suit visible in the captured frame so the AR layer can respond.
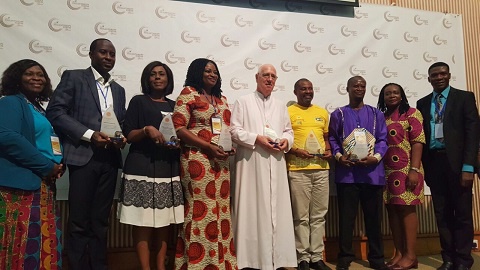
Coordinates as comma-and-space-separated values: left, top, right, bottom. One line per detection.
46, 38, 126, 270
417, 62, 479, 270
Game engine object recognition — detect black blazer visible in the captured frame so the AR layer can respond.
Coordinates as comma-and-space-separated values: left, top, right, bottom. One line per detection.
46, 68, 126, 167
416, 87, 480, 178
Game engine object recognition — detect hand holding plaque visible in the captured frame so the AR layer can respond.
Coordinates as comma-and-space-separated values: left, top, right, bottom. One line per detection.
218, 125, 233, 152
159, 112, 179, 147
101, 106, 123, 142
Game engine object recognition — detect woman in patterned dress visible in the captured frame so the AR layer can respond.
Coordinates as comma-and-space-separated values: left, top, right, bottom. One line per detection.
172, 58, 237, 270
117, 61, 184, 270
377, 83, 425, 270
0, 59, 64, 269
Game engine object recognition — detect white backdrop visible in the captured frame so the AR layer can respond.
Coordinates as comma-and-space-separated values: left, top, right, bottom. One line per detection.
1, 0, 466, 199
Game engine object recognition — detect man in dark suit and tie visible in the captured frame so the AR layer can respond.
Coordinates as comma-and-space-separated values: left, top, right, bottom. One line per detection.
417, 62, 479, 270
46, 38, 126, 270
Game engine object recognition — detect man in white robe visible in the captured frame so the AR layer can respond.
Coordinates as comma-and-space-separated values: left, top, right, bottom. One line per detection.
230, 64, 296, 270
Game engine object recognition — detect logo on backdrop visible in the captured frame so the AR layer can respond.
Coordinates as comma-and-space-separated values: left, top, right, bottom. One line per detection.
220, 35, 240, 47
433, 35, 448, 45
423, 52, 438, 63
382, 67, 398, 78
94, 22, 117, 35
67, 0, 89, 10
393, 49, 408, 60
249, 0, 267, 9
122, 47, 143, 61
370, 85, 381, 97
272, 19, 289, 31
206, 55, 225, 66
285, 0, 303, 12
76, 43, 89, 57
281, 60, 299, 72
112, 2, 134, 15
349, 65, 366, 76
111, 71, 127, 82
244, 58, 261, 70
361, 47, 378, 58
384, 11, 399, 22
48, 18, 71, 32
294, 41, 311, 53
341, 25, 357, 37
196, 11, 215, 23
139, 27, 160, 39
57, 65, 68, 78
0, 14, 23, 27
181, 31, 200, 43
404, 32, 419, 42
413, 69, 428, 80
29, 39, 52, 54
307, 22, 324, 34
165, 51, 186, 64
452, 55, 456, 64
230, 78, 249, 90
373, 29, 388, 40
414, 15, 429, 25
442, 18, 452, 29
337, 84, 347, 95
235, 15, 253, 27
155, 7, 175, 19
355, 9, 368, 19
404, 87, 418, 98
258, 38, 276, 50
316, 63, 333, 74
324, 103, 337, 113
273, 84, 286, 92
328, 44, 345, 55
0, 43, 3, 50
20, 0, 43, 6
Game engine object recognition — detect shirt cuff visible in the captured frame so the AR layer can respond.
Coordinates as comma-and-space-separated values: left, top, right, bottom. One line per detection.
82, 129, 95, 142
462, 164, 474, 173
373, 153, 382, 162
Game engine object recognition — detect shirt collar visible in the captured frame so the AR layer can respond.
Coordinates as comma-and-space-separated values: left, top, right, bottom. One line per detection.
433, 85, 450, 99
90, 66, 114, 86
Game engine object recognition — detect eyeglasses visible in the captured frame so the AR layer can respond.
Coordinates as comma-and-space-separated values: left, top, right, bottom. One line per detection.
261, 73, 278, 80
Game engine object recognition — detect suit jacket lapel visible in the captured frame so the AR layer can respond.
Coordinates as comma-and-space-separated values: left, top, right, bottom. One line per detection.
420, 93, 433, 139
85, 68, 102, 113
444, 87, 457, 123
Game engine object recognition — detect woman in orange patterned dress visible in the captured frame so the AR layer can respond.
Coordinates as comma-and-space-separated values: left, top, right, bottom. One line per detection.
377, 83, 425, 270
172, 58, 237, 270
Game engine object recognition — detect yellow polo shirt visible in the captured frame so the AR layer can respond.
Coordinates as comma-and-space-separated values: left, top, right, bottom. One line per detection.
287, 103, 330, 171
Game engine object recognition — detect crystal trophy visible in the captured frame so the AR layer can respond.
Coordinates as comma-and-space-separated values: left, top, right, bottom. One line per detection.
159, 112, 178, 146
264, 125, 280, 148
305, 130, 323, 157
217, 125, 233, 152
101, 106, 123, 142
349, 130, 368, 161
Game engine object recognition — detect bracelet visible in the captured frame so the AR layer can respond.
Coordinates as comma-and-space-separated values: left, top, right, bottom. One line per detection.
143, 126, 147, 135
410, 167, 420, 173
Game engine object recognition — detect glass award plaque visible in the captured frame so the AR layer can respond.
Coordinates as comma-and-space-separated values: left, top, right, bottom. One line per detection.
159, 112, 178, 146
264, 125, 280, 148
305, 130, 323, 157
101, 105, 123, 142
349, 131, 368, 161
218, 126, 232, 152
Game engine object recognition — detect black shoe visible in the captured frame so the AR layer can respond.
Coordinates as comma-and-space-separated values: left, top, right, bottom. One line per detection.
335, 264, 349, 270
369, 262, 389, 270
298, 261, 310, 270
455, 265, 470, 270
310, 260, 332, 270
437, 261, 454, 270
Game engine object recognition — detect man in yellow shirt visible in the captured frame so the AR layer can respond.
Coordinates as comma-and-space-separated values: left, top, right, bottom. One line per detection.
287, 78, 332, 270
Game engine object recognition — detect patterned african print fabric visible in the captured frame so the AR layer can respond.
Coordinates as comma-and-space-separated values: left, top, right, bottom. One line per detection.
383, 107, 426, 205
0, 182, 62, 270
172, 87, 237, 270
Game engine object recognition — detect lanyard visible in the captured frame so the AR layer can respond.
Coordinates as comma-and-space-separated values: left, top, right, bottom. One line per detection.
96, 81, 109, 109
204, 93, 219, 115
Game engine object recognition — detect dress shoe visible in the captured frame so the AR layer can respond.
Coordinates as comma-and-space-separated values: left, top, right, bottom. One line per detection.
390, 259, 418, 270
335, 266, 349, 270
298, 260, 310, 270
437, 261, 454, 270
455, 265, 470, 270
369, 262, 389, 270
310, 260, 332, 270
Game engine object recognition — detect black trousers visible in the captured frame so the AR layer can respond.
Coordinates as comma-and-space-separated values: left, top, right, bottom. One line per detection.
67, 149, 119, 270
336, 183, 385, 267
426, 151, 474, 268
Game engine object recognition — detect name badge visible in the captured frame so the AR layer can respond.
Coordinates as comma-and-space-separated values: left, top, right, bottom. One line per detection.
211, 116, 222, 135
435, 123, 444, 139
51, 135, 62, 155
